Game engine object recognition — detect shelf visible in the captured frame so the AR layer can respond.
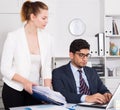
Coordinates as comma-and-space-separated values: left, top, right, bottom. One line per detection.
100, 76, 105, 79
105, 15, 120, 18
106, 35, 120, 37
106, 56, 120, 58
107, 77, 120, 79
52, 57, 70, 60
52, 56, 105, 59
90, 56, 105, 58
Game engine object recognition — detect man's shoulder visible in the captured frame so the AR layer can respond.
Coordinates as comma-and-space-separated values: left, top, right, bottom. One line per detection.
53, 64, 68, 71
52, 63, 70, 73
84, 66, 92, 70
84, 66, 95, 70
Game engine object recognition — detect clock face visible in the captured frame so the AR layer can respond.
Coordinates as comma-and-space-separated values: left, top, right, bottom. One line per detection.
69, 18, 86, 36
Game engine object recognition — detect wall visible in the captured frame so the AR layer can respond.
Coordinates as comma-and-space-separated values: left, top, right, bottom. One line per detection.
49, 0, 104, 57
0, 0, 104, 58
33, 0, 104, 57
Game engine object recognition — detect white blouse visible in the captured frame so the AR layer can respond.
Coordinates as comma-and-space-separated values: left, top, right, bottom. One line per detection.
29, 54, 41, 85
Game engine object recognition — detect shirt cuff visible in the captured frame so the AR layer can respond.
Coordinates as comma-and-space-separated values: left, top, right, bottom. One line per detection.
81, 95, 87, 102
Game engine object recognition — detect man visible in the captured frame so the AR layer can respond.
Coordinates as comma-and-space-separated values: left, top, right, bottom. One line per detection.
52, 39, 112, 103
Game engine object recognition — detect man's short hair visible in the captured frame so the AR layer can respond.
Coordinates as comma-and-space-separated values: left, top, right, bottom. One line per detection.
69, 39, 90, 53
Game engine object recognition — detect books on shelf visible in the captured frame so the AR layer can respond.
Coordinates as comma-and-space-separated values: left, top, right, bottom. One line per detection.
105, 17, 120, 36
92, 64, 104, 76
112, 20, 119, 35
32, 86, 67, 105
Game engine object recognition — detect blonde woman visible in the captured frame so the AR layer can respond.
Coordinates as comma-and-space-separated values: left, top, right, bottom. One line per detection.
1, 1, 53, 109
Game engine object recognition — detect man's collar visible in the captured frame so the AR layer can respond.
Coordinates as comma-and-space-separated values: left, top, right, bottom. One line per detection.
70, 62, 83, 72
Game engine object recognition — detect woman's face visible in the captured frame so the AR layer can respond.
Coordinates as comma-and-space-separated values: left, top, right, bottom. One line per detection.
32, 9, 48, 29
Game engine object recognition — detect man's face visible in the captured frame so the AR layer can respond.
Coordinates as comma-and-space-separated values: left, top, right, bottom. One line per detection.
69, 49, 90, 68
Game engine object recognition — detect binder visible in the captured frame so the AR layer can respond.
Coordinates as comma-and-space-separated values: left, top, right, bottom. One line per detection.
104, 17, 112, 36
32, 86, 67, 105
105, 37, 110, 56
95, 33, 105, 56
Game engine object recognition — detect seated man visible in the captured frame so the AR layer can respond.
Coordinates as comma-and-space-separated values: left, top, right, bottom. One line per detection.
52, 39, 112, 104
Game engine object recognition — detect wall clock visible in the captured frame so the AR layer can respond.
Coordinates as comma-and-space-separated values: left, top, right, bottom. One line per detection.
69, 18, 86, 36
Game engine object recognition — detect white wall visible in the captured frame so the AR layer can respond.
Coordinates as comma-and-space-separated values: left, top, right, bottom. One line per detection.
0, 0, 104, 58
105, 0, 120, 15
0, 14, 22, 59
48, 0, 104, 57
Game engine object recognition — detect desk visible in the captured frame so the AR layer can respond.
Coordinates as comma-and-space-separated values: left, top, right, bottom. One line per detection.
10, 104, 116, 110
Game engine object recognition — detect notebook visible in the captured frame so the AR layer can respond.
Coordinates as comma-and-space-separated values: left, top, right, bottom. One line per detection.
78, 83, 120, 109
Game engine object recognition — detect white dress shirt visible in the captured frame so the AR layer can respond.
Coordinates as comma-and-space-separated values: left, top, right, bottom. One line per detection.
70, 63, 89, 102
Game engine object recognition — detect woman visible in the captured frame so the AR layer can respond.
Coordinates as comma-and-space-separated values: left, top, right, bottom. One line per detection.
1, 1, 53, 109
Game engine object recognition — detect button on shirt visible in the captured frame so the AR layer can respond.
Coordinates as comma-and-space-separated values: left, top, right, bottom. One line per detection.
70, 63, 89, 102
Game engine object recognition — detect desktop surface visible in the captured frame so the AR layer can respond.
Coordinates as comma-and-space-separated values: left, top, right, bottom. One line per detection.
10, 104, 116, 110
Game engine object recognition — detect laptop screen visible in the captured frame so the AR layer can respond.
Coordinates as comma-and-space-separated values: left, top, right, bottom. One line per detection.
106, 83, 120, 109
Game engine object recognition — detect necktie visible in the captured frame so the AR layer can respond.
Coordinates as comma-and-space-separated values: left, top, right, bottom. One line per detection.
78, 70, 90, 95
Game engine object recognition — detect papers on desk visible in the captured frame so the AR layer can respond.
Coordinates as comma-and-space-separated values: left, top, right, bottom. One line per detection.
32, 86, 67, 105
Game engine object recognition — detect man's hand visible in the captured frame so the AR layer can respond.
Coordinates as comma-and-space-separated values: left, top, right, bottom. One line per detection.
85, 93, 108, 104
103, 93, 112, 103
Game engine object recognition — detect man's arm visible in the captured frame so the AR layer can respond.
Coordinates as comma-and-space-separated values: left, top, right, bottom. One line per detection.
84, 67, 112, 103
52, 69, 82, 103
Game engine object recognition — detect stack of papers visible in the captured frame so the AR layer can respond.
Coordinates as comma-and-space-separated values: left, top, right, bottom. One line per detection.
32, 86, 67, 105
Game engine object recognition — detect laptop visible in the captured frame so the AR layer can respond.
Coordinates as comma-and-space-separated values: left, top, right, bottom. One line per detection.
78, 83, 120, 109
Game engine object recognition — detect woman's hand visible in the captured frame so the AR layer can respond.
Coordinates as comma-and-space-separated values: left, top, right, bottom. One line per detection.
12, 73, 37, 94
23, 79, 37, 94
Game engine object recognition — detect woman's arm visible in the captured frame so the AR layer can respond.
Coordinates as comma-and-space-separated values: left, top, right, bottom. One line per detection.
12, 73, 37, 94
44, 79, 52, 88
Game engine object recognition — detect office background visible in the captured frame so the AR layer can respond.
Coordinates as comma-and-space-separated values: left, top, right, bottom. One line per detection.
0, 0, 120, 109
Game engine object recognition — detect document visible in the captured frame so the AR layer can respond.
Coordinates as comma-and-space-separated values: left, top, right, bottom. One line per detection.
32, 86, 67, 105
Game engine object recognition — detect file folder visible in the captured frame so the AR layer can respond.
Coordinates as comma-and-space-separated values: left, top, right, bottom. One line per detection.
95, 33, 105, 56
32, 86, 67, 105
104, 17, 113, 36
105, 37, 110, 56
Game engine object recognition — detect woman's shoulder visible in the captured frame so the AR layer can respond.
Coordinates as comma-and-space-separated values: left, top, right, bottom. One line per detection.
8, 27, 24, 35
5, 27, 24, 43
